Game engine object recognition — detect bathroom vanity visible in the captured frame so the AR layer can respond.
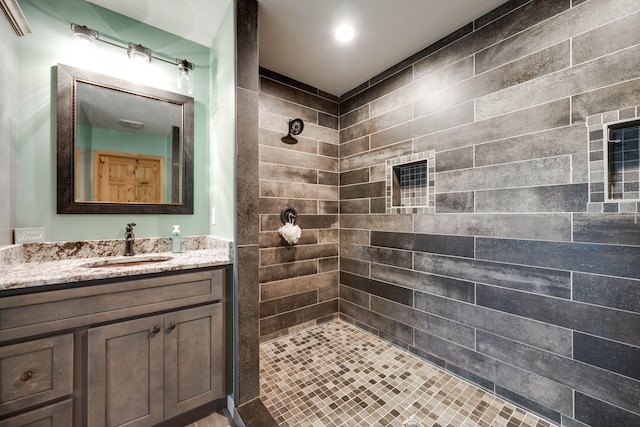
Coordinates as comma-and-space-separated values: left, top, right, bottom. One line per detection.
0, 237, 232, 427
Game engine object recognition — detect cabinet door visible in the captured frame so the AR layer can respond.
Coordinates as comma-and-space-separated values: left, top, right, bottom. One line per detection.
87, 315, 164, 427
163, 304, 224, 419
0, 399, 72, 427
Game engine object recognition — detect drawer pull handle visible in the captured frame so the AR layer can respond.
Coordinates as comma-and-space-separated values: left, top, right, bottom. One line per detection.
167, 323, 177, 331
20, 371, 33, 382
151, 326, 161, 334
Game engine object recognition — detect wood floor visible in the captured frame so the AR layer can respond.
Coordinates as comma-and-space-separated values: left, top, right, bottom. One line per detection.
185, 409, 234, 427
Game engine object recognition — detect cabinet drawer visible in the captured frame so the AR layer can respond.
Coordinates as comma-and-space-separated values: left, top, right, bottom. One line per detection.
0, 268, 224, 341
0, 335, 73, 416
0, 399, 72, 427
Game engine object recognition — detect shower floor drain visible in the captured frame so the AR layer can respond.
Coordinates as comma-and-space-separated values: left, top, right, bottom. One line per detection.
403, 420, 422, 427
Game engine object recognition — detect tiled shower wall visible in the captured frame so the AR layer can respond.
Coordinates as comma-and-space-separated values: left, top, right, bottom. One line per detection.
257, 69, 340, 340
338, 1, 640, 427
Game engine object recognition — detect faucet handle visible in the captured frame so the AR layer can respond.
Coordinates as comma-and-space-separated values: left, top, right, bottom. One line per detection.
126, 222, 136, 232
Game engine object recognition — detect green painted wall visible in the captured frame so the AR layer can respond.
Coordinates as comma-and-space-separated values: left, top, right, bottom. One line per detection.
16, 0, 219, 241
209, 4, 236, 240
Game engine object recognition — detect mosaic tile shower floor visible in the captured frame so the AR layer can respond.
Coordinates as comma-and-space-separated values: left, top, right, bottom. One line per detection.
260, 320, 555, 427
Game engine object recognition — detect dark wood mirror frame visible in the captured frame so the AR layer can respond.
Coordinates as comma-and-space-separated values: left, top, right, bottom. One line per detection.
56, 63, 194, 214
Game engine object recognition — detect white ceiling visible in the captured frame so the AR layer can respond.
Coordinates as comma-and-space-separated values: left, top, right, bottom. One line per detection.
89, 0, 509, 96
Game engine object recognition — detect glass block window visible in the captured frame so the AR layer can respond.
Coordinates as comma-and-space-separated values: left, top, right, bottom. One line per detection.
586, 106, 640, 213
386, 151, 435, 214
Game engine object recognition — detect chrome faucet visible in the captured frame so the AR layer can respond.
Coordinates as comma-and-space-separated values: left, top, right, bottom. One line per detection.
124, 223, 136, 256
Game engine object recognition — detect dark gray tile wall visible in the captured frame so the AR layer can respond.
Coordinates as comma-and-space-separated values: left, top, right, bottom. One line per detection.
235, 0, 260, 406
258, 69, 340, 340
338, 1, 640, 426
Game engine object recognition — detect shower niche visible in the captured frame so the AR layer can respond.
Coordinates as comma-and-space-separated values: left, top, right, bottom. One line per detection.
587, 107, 640, 213
386, 150, 435, 214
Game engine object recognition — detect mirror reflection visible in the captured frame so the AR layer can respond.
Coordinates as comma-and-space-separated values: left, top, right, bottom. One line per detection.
57, 64, 194, 214
74, 82, 183, 204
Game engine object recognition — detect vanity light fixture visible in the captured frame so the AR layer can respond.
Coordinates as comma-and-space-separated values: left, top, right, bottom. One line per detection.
70, 23, 196, 93
127, 42, 152, 64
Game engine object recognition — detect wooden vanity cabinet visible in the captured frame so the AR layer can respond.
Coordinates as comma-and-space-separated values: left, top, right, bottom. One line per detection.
87, 304, 224, 427
0, 266, 228, 427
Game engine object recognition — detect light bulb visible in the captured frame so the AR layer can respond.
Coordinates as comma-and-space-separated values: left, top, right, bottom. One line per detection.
177, 59, 194, 94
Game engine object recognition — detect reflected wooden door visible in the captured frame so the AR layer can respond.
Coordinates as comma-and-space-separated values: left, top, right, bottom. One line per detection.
94, 150, 164, 203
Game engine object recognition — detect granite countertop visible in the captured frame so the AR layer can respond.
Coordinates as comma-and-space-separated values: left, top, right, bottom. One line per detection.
0, 236, 233, 291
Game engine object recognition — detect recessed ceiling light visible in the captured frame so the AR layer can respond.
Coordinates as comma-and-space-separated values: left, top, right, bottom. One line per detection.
335, 24, 355, 43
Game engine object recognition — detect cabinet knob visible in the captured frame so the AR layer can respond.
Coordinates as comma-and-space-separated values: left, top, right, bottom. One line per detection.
151, 326, 161, 334
20, 371, 33, 382
167, 322, 177, 331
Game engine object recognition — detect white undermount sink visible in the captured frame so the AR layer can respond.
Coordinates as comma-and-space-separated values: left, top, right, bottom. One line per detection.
82, 254, 173, 268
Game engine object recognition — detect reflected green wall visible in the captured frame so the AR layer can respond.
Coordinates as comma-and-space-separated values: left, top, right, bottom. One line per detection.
16, 0, 219, 241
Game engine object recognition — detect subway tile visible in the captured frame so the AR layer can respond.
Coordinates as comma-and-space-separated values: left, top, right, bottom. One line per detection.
415, 253, 571, 298
476, 330, 640, 416
259, 162, 318, 184
340, 214, 413, 232
419, 41, 570, 119
259, 198, 317, 215
560, 415, 590, 427
437, 156, 571, 193
260, 271, 338, 300
339, 284, 370, 308
340, 168, 369, 186
371, 102, 474, 150
258, 121, 318, 154
371, 263, 475, 303
339, 136, 369, 158
339, 257, 370, 277
340, 140, 413, 172
575, 392, 640, 427
475, 183, 588, 213
261, 145, 338, 173
474, 125, 586, 167
339, 67, 413, 115
318, 112, 338, 130
340, 104, 412, 143
408, 346, 446, 369
435, 146, 474, 172
475, 0, 627, 74
371, 296, 476, 349
434, 192, 475, 214
261, 180, 332, 200
319, 142, 338, 158
414, 213, 572, 241
340, 271, 413, 307
339, 199, 369, 214
260, 76, 338, 115
414, 292, 572, 356
260, 67, 321, 98
573, 272, 640, 313
339, 300, 414, 345
572, 77, 640, 123
371, 231, 474, 258
259, 259, 317, 283
341, 243, 412, 269
572, 152, 589, 184
259, 93, 317, 124
340, 104, 369, 129
445, 364, 494, 392
340, 181, 385, 200
476, 284, 640, 348
573, 213, 640, 245
339, 229, 370, 245
259, 300, 337, 336
415, 329, 573, 416
414, 99, 571, 154
318, 228, 339, 243
474, 0, 531, 29
259, 230, 317, 248
318, 257, 338, 273
572, 10, 640, 65
495, 385, 562, 425
259, 243, 337, 267
318, 200, 338, 214
476, 45, 640, 121
259, 290, 318, 318
476, 237, 640, 279
573, 332, 640, 381
297, 214, 338, 229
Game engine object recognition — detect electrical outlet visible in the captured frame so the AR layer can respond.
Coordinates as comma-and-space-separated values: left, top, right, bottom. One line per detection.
211, 207, 216, 225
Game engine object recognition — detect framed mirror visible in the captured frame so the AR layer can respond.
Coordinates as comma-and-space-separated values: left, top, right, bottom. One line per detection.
57, 63, 194, 214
